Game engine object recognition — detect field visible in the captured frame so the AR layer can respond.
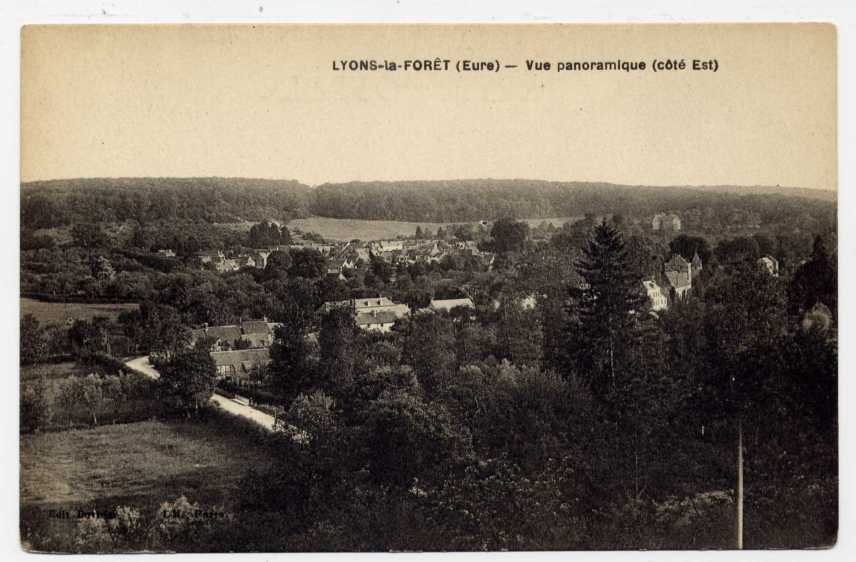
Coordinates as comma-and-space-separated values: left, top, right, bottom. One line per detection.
21, 419, 276, 508
21, 297, 138, 326
288, 216, 580, 241
21, 361, 107, 382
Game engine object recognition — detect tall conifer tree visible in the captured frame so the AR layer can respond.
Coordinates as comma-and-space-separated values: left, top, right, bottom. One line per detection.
568, 220, 647, 397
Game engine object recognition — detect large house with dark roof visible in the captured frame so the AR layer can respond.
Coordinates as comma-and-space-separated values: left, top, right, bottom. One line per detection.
190, 318, 281, 351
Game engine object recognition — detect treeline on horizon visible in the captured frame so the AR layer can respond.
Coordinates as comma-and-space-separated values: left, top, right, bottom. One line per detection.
21, 177, 835, 231
20, 178, 312, 229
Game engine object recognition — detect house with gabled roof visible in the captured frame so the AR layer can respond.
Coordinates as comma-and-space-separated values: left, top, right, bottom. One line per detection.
211, 348, 271, 380
664, 254, 692, 300
191, 318, 279, 351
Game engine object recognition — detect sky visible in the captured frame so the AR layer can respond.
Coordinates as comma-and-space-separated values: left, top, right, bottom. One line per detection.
20, 24, 837, 190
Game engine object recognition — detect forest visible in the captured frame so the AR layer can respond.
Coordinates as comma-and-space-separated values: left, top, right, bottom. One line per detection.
21, 177, 835, 235
20, 177, 312, 228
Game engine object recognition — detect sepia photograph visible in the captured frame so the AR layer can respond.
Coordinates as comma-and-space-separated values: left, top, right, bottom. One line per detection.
17, 23, 838, 553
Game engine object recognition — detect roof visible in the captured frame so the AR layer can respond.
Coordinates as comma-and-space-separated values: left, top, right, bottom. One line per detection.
198, 325, 243, 342
242, 332, 272, 348
354, 297, 395, 308
642, 279, 659, 290
666, 254, 690, 268
665, 270, 691, 290
355, 310, 400, 326
430, 298, 475, 311
210, 348, 271, 368
241, 320, 271, 335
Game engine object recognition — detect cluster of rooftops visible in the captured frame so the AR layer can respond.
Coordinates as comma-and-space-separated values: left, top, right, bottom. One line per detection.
194, 297, 475, 380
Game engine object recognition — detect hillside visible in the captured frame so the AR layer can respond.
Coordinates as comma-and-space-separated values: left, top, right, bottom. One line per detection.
21, 177, 835, 232
309, 179, 835, 224
21, 177, 312, 229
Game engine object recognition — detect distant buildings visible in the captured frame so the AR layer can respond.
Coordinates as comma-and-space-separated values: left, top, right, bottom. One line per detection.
429, 297, 475, 312
757, 255, 780, 277
652, 213, 682, 232
643, 252, 702, 311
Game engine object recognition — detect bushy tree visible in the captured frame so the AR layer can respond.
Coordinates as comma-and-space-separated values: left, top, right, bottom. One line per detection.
289, 248, 327, 279
670, 234, 712, 265
318, 306, 363, 402
263, 250, 292, 280
401, 312, 456, 397
21, 377, 52, 431
788, 235, 836, 317
361, 389, 472, 487
490, 217, 529, 254
20, 314, 47, 365
270, 304, 316, 401
158, 349, 216, 415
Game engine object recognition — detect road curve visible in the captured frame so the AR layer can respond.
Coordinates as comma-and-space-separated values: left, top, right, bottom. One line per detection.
124, 355, 277, 432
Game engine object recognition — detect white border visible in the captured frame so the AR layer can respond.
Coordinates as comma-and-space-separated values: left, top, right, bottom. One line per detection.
2, 2, 854, 562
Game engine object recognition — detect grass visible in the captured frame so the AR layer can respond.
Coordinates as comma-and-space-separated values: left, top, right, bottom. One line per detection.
289, 216, 579, 241
20, 298, 138, 326
21, 361, 105, 382
20, 418, 278, 509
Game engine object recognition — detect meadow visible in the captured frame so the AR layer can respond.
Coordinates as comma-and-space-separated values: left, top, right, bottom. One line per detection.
20, 297, 138, 326
20, 414, 281, 551
288, 216, 579, 241
21, 419, 276, 507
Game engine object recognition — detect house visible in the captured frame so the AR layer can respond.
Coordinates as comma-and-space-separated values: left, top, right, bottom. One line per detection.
289, 243, 334, 255
664, 254, 693, 300
327, 256, 356, 275
652, 213, 682, 232
370, 240, 405, 253
190, 324, 243, 351
321, 296, 410, 330
215, 258, 240, 273
235, 255, 259, 269
642, 280, 668, 311
429, 297, 475, 312
156, 248, 176, 257
241, 319, 278, 347
355, 310, 400, 333
198, 250, 225, 264
211, 348, 271, 380
757, 255, 780, 277
190, 318, 279, 351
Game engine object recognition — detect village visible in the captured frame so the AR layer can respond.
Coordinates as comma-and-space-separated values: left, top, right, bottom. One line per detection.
155, 212, 785, 390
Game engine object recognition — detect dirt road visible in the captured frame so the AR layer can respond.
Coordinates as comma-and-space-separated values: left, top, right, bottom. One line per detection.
124, 356, 277, 431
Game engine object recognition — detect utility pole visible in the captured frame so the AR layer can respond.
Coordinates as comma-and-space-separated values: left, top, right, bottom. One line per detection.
737, 418, 744, 549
